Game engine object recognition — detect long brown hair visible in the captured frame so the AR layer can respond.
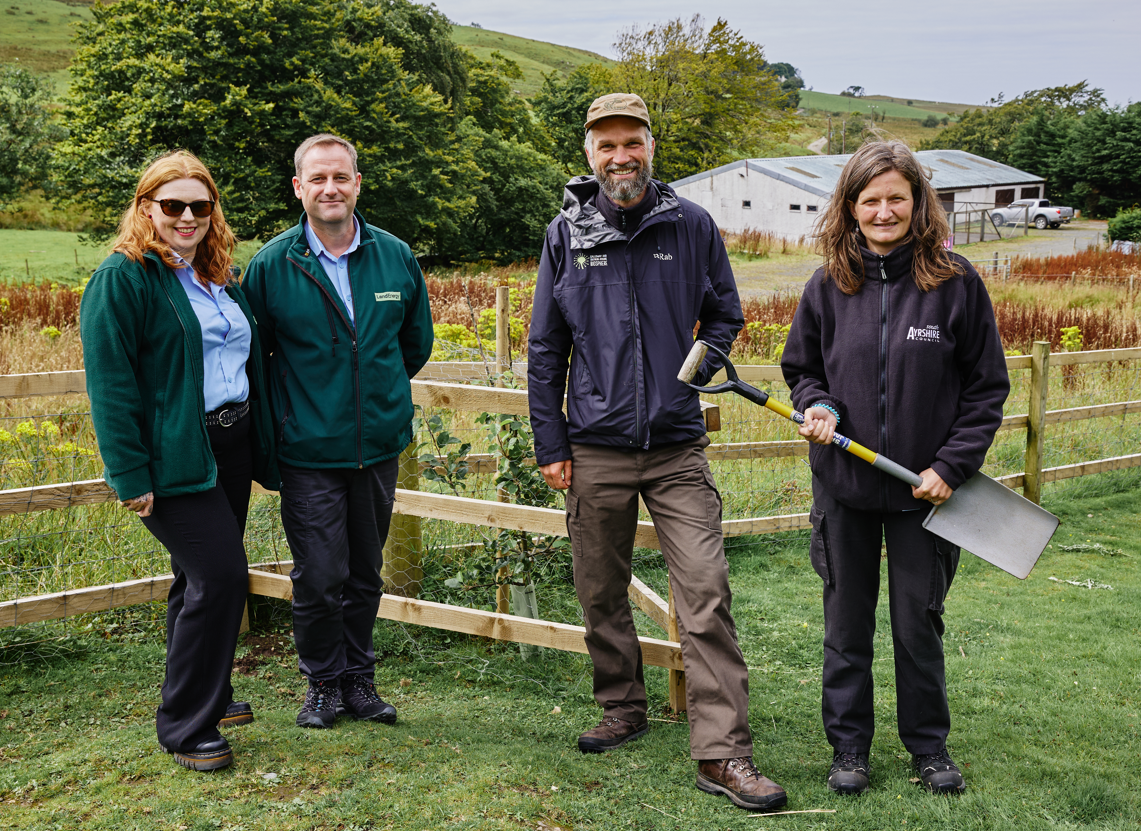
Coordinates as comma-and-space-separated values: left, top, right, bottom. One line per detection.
112, 151, 236, 286
814, 141, 959, 295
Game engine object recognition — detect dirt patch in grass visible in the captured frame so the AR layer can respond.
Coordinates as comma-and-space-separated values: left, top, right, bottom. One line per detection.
233, 632, 293, 674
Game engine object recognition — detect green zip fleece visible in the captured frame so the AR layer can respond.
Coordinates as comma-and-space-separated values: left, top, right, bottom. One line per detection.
242, 212, 434, 469
79, 251, 279, 501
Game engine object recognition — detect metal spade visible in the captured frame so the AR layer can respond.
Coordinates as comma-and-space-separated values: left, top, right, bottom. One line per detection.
678, 339, 1058, 579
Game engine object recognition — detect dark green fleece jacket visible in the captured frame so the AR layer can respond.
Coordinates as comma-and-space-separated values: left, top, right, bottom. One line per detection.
242, 213, 433, 469
79, 251, 278, 500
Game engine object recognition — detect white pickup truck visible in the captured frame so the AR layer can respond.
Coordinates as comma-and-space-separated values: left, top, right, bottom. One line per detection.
990, 199, 1075, 230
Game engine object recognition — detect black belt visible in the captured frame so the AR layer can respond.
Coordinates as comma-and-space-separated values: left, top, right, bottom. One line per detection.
204, 401, 249, 427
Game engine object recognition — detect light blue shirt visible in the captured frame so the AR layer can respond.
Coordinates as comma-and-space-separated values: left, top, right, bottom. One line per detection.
304, 217, 361, 326
174, 259, 251, 412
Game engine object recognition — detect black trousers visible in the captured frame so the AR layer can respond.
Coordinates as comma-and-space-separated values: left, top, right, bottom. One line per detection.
279, 457, 399, 683
142, 413, 251, 753
809, 479, 959, 756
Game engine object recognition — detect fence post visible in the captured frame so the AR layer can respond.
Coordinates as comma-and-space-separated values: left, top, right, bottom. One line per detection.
495, 286, 511, 614
1024, 341, 1051, 504
495, 286, 510, 380
667, 582, 687, 714
382, 443, 423, 597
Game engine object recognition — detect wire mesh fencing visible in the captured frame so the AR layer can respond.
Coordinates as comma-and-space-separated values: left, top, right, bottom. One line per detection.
1, 348, 1138, 671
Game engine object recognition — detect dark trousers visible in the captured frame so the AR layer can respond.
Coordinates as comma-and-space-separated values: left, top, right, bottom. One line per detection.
809, 479, 959, 756
567, 438, 753, 760
142, 414, 251, 753
279, 457, 399, 683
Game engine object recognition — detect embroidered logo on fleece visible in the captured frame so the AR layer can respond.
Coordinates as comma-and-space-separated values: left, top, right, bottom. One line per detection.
907, 324, 940, 342
573, 253, 607, 269
375, 292, 400, 302
653, 252, 673, 261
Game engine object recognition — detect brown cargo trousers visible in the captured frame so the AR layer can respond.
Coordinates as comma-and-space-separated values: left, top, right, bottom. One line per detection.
566, 437, 754, 760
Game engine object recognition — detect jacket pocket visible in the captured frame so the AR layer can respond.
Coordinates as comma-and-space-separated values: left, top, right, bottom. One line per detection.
809, 504, 834, 586
276, 368, 292, 444
928, 537, 960, 613
700, 466, 723, 532
565, 490, 582, 559
571, 355, 593, 399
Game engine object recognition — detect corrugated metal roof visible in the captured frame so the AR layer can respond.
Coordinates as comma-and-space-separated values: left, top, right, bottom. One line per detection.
670, 150, 1044, 194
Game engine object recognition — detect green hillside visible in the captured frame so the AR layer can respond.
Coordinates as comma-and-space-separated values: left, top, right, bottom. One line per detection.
799, 89, 977, 121
450, 25, 612, 97
0, 0, 92, 95
0, 5, 612, 101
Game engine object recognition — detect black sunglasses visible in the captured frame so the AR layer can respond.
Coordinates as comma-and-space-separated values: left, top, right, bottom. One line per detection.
149, 198, 215, 218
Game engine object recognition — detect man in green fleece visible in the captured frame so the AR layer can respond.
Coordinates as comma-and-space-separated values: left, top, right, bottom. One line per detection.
244, 134, 433, 728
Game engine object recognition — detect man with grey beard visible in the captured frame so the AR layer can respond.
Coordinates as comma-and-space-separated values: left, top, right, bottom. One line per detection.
527, 93, 788, 812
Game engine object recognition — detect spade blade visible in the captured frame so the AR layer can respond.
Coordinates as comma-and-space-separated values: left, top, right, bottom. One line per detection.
923, 473, 1059, 579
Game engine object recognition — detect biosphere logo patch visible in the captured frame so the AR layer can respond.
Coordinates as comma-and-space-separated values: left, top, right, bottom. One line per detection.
573, 253, 607, 269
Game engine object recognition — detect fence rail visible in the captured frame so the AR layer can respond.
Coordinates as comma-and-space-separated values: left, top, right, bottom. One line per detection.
2, 344, 1138, 703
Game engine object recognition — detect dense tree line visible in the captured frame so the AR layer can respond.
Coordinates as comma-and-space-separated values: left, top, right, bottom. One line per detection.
0, 65, 62, 208
919, 82, 1141, 219
0, 4, 796, 263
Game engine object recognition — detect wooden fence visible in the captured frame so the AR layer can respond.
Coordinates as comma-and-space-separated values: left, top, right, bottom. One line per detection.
2, 343, 1139, 711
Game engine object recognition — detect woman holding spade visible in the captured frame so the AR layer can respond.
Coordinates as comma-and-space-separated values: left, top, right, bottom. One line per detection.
781, 141, 1009, 795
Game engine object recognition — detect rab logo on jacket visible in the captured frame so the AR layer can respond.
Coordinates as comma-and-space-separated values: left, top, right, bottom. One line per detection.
375, 292, 400, 302
907, 324, 941, 343
573, 253, 608, 269
653, 252, 673, 261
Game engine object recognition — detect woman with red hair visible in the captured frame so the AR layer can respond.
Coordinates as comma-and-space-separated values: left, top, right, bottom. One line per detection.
80, 151, 277, 771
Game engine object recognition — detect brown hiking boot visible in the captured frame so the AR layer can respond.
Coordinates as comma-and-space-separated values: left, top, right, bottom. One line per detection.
577, 715, 649, 753
696, 757, 788, 810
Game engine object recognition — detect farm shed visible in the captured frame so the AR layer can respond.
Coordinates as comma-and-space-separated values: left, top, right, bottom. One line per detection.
670, 150, 1047, 238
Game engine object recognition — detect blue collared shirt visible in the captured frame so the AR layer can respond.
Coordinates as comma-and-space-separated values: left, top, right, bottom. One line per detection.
304, 217, 361, 325
174, 258, 251, 412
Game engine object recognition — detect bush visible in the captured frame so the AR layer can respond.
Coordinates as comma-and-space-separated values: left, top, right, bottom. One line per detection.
922, 114, 940, 128
1107, 207, 1141, 243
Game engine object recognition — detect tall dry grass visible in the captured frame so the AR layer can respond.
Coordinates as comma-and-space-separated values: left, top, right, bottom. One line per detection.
1010, 248, 1141, 281
0, 322, 85, 375
722, 228, 813, 258
0, 284, 83, 331
991, 299, 1140, 353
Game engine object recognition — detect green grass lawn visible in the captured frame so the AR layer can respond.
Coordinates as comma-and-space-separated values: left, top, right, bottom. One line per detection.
2, 474, 1138, 830
0, 228, 105, 285
0, 229, 264, 285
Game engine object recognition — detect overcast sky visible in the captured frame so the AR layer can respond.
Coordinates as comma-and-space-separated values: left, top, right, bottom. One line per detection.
432, 0, 1137, 107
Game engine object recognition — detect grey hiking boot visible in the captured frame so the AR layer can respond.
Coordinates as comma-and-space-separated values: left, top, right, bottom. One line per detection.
296, 678, 340, 729
828, 751, 870, 794
913, 748, 966, 794
339, 674, 397, 723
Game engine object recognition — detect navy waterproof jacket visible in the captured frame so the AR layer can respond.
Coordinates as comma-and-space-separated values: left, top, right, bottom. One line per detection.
528, 176, 744, 465
781, 242, 1010, 512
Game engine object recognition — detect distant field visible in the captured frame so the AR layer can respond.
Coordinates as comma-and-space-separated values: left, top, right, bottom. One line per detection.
0, 229, 104, 286
0, 0, 91, 95
0, 229, 263, 285
450, 25, 612, 97
866, 93, 987, 116
799, 89, 971, 120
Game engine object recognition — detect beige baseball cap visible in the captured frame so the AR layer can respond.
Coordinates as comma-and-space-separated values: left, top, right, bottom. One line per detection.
583, 93, 652, 132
